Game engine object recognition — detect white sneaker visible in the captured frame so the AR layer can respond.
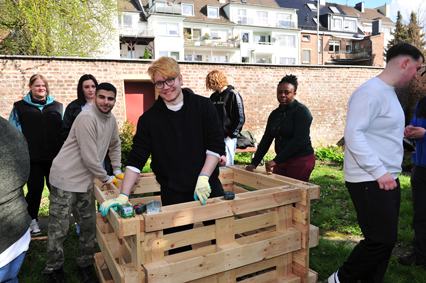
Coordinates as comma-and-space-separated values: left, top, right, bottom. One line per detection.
328, 271, 340, 283
30, 219, 41, 236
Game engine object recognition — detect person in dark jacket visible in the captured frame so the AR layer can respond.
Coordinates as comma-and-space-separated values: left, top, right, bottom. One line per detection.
0, 117, 31, 282
246, 74, 315, 182
100, 57, 226, 254
206, 70, 245, 166
9, 74, 63, 236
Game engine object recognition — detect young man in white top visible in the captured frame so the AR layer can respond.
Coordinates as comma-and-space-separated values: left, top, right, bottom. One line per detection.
329, 43, 424, 283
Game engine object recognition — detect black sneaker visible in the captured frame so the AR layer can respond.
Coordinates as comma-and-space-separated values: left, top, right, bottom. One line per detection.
48, 268, 67, 283
78, 265, 99, 283
398, 253, 426, 268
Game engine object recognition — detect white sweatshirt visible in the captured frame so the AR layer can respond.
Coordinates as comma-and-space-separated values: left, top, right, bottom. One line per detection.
344, 77, 404, 183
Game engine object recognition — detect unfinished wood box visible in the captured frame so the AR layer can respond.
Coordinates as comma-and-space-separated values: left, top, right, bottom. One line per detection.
94, 165, 320, 283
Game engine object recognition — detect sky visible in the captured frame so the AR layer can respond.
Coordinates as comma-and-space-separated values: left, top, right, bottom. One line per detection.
331, 0, 426, 23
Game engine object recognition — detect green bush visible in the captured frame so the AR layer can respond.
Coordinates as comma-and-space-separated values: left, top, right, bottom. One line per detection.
315, 146, 344, 163
119, 120, 136, 169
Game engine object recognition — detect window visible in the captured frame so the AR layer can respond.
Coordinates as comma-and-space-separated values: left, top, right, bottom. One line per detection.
118, 15, 132, 28
307, 3, 317, 11
256, 58, 270, 63
183, 28, 201, 39
256, 11, 268, 25
207, 6, 219, 18
238, 9, 247, 24
333, 18, 342, 29
302, 50, 310, 63
329, 40, 340, 52
355, 43, 360, 50
158, 23, 179, 36
346, 42, 352, 52
182, 4, 194, 16
344, 20, 356, 31
242, 56, 250, 63
302, 35, 310, 42
329, 6, 340, 13
210, 30, 227, 40
212, 55, 227, 62
254, 35, 267, 43
159, 51, 179, 60
184, 54, 202, 61
242, 33, 249, 43
277, 35, 295, 47
279, 58, 295, 65
277, 13, 291, 27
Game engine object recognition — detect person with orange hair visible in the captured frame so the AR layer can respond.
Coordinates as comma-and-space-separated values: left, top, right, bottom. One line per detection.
100, 57, 226, 254
206, 70, 245, 166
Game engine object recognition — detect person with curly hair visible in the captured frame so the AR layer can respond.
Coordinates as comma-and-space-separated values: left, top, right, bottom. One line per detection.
246, 74, 315, 182
206, 70, 245, 166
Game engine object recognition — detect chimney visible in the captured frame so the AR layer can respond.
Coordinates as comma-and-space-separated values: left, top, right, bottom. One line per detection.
317, 0, 325, 6
376, 4, 390, 18
355, 2, 365, 13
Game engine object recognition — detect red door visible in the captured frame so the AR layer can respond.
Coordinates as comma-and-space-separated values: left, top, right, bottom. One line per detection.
124, 81, 155, 126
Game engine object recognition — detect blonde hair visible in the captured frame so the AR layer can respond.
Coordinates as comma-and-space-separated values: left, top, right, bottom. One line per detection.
29, 74, 50, 95
147, 57, 181, 83
206, 70, 228, 91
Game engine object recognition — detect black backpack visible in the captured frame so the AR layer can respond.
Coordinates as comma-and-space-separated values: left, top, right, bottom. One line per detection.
236, 131, 257, 149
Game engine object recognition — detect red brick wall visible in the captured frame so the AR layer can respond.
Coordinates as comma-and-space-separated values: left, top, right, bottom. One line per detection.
0, 56, 388, 146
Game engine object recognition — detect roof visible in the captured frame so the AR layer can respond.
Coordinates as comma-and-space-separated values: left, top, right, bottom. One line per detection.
337, 4, 394, 24
119, 0, 142, 11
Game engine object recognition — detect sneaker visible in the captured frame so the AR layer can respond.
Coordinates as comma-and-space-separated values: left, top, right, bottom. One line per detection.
48, 267, 67, 283
30, 219, 41, 236
328, 271, 341, 283
398, 252, 426, 267
78, 265, 99, 283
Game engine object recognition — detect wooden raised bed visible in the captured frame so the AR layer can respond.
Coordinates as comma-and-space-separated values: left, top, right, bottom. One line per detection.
94, 165, 320, 283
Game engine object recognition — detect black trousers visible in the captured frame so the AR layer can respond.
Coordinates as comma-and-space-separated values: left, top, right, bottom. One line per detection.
338, 179, 400, 283
412, 165, 426, 258
161, 178, 224, 255
26, 160, 53, 220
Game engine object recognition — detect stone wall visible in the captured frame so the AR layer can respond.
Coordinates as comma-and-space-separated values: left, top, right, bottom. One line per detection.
1, 55, 390, 146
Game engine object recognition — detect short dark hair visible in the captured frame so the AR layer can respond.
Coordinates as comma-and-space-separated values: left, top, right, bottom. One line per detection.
386, 43, 424, 63
96, 83, 117, 97
277, 74, 298, 92
77, 74, 98, 106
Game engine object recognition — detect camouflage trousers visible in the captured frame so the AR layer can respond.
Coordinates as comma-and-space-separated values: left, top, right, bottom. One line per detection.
44, 185, 96, 273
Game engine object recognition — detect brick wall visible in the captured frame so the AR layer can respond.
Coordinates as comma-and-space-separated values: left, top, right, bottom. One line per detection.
1, 56, 390, 147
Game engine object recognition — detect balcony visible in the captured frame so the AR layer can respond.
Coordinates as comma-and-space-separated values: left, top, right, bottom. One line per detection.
334, 48, 371, 61
119, 26, 155, 37
149, 2, 181, 15
184, 38, 241, 49
234, 16, 297, 28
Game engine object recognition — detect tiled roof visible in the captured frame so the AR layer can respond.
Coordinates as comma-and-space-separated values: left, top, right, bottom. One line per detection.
337, 4, 394, 23
119, 0, 142, 11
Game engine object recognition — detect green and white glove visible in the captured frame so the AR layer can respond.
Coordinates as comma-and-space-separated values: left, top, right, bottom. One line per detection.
100, 193, 129, 217
103, 175, 119, 188
194, 174, 211, 205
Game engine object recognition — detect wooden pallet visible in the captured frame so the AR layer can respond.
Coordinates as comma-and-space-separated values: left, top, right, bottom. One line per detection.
94, 165, 320, 283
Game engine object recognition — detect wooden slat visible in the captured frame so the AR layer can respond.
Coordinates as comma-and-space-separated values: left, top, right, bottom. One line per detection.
309, 225, 319, 248
163, 225, 215, 251
234, 212, 275, 234
144, 229, 301, 283
93, 253, 115, 283
292, 207, 308, 225
216, 217, 235, 247
143, 231, 164, 264
277, 205, 293, 232
280, 273, 302, 283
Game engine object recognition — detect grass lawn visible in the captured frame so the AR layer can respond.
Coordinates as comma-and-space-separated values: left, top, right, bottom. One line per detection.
17, 155, 424, 282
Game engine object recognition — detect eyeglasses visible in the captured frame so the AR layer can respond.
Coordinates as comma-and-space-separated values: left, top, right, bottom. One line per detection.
154, 77, 177, 89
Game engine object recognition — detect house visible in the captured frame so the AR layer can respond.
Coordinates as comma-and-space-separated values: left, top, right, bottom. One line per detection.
275, 0, 395, 66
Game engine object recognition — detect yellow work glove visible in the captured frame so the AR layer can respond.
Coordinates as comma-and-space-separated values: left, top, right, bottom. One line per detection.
194, 174, 211, 205
102, 175, 119, 189
100, 193, 129, 217
114, 170, 124, 180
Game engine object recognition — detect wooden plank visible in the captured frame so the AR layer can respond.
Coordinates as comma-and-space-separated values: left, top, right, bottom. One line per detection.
239, 269, 276, 283
216, 217, 235, 247
234, 212, 275, 234
308, 269, 318, 283
279, 273, 302, 283
276, 205, 293, 232
144, 231, 164, 264
309, 225, 319, 248
275, 253, 293, 279
93, 253, 115, 283
144, 229, 301, 283
163, 225, 215, 251
235, 230, 276, 246
166, 245, 217, 264
235, 257, 275, 278
96, 225, 125, 283
292, 207, 308, 225
293, 250, 308, 267
218, 269, 236, 283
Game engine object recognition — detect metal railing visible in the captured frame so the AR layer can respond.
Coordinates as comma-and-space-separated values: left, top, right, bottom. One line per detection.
234, 16, 297, 28
334, 48, 371, 60
119, 26, 155, 37
149, 2, 181, 14
184, 38, 241, 48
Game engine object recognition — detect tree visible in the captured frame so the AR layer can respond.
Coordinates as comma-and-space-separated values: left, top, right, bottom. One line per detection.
385, 11, 408, 52
406, 11, 426, 55
143, 47, 150, 59
0, 0, 120, 57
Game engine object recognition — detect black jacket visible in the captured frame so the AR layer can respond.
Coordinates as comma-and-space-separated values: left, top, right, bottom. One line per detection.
126, 88, 225, 193
62, 99, 82, 141
210, 85, 245, 138
13, 99, 63, 162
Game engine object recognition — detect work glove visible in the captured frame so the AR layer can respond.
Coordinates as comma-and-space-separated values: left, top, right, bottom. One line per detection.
194, 174, 211, 205
114, 170, 125, 180
103, 175, 119, 189
100, 193, 129, 217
